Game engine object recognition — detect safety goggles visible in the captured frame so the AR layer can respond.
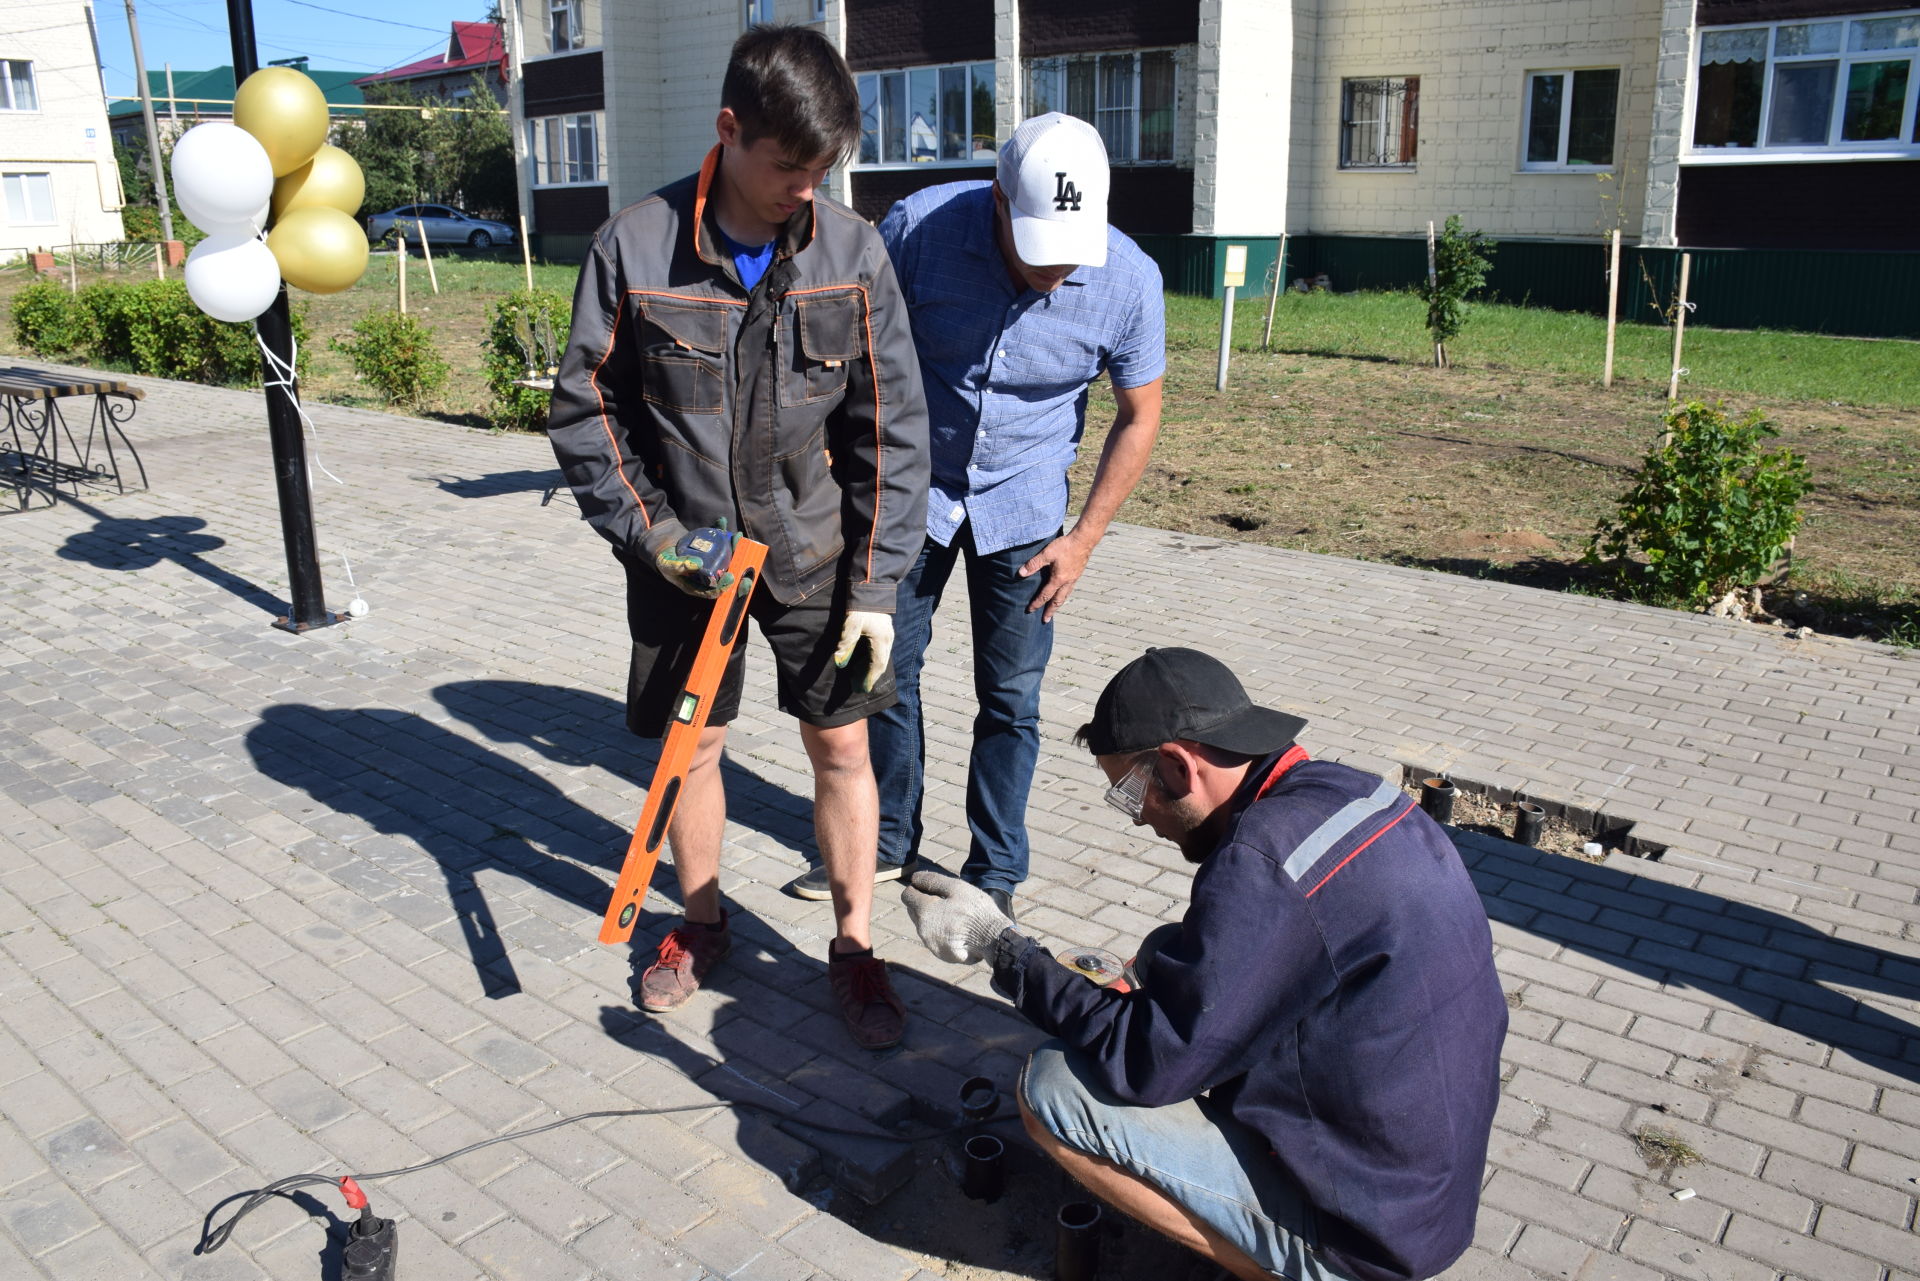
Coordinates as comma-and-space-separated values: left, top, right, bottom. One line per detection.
1103, 755, 1157, 821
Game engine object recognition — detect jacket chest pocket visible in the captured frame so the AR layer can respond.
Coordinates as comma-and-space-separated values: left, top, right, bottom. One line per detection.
636, 296, 729, 415
778, 292, 862, 408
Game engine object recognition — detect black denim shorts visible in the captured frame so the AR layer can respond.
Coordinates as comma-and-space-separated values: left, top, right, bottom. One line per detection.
622, 558, 896, 737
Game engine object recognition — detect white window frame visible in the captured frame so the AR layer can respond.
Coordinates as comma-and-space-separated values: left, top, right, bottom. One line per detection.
812, 0, 825, 20
1338, 76, 1419, 170
744, 0, 773, 26
1687, 9, 1920, 160
527, 112, 605, 186
1520, 67, 1620, 171
2, 58, 40, 111
855, 61, 998, 168
548, 0, 583, 53
3, 171, 57, 224
1023, 49, 1178, 165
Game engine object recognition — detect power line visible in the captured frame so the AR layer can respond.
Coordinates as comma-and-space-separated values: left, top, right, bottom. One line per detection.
280, 0, 453, 35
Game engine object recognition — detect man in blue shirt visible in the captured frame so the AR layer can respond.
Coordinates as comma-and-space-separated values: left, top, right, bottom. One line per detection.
787, 113, 1164, 916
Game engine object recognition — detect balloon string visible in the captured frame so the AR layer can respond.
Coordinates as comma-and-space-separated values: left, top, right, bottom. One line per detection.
252, 325, 344, 486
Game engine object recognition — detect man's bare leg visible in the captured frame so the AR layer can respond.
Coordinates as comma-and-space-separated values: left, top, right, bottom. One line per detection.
1021, 1099, 1275, 1281
666, 724, 729, 924
798, 719, 876, 952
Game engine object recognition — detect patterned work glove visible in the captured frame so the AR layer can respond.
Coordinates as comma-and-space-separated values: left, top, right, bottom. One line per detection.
655, 523, 736, 598
832, 610, 894, 693
901, 869, 1015, 965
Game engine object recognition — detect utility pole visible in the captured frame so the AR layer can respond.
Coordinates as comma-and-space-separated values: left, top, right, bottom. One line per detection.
123, 0, 175, 241
226, 0, 339, 632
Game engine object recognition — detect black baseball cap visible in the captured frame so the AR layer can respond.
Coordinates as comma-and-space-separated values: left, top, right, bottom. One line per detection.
1085, 648, 1307, 757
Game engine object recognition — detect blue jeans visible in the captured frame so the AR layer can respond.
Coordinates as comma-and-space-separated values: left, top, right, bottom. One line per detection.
1021, 1041, 1352, 1281
869, 525, 1055, 895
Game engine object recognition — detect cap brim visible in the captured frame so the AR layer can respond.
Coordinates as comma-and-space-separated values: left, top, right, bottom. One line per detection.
1187, 706, 1308, 757
1008, 209, 1108, 270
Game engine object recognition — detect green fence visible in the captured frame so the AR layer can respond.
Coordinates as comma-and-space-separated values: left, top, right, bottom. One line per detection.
1134, 233, 1920, 340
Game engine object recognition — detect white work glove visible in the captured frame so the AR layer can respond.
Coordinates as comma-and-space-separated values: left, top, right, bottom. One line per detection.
901, 869, 1016, 965
832, 610, 894, 693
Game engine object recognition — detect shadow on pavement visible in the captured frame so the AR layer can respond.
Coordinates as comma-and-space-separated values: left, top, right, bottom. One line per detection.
1459, 830, 1920, 1085
243, 688, 813, 1000
54, 499, 286, 616
428, 468, 566, 500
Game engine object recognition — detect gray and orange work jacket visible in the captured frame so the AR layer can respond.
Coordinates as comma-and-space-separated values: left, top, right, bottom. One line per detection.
547, 148, 929, 610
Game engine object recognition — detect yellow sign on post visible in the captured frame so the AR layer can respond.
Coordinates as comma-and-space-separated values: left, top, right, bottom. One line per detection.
1223, 244, 1248, 288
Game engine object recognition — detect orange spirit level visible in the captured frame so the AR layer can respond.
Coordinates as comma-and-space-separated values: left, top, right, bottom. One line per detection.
599, 535, 768, 944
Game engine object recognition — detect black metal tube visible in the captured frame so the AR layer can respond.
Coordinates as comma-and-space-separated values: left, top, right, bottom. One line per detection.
1514, 802, 1546, 847
961, 1134, 1004, 1203
227, 0, 335, 633
1055, 1201, 1101, 1281
959, 1075, 998, 1123
1420, 777, 1455, 825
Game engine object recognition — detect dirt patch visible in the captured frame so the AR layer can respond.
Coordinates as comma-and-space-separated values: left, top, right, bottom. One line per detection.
1399, 781, 1615, 863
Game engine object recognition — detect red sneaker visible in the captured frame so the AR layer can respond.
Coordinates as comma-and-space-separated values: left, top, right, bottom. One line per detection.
829, 950, 906, 1050
634, 916, 731, 1013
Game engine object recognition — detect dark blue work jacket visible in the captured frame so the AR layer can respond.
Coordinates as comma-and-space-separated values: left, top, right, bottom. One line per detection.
993, 753, 1508, 1281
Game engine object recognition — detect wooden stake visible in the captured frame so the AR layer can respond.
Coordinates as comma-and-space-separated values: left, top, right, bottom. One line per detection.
154, 241, 165, 280
397, 225, 408, 315
520, 214, 533, 291
1602, 228, 1621, 389
416, 221, 440, 295
1262, 232, 1287, 352
1426, 220, 1443, 369
1667, 251, 1692, 403
68, 231, 78, 294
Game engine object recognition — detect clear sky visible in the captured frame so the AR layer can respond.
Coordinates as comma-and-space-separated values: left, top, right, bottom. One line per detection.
92, 0, 501, 102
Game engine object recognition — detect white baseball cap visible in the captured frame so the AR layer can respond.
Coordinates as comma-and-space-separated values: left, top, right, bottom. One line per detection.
996, 112, 1110, 269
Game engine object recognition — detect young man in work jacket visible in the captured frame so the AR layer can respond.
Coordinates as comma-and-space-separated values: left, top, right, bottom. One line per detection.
786, 112, 1164, 922
905, 648, 1508, 1280
546, 26, 929, 1050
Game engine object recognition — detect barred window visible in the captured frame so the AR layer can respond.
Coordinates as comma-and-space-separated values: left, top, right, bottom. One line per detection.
1340, 77, 1418, 169
1025, 50, 1176, 164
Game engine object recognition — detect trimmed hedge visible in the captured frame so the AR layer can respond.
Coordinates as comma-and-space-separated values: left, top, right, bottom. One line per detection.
9, 277, 306, 385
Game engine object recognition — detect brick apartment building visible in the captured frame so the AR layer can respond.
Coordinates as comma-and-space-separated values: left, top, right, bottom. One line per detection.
498, 1, 1919, 334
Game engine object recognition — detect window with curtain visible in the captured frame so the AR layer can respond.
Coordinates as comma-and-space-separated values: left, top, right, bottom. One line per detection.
548, 0, 583, 52
528, 113, 604, 185
1692, 12, 1920, 152
3, 172, 56, 223
855, 62, 996, 166
1339, 77, 1419, 168
2, 59, 39, 111
1522, 68, 1619, 168
1024, 50, 1176, 164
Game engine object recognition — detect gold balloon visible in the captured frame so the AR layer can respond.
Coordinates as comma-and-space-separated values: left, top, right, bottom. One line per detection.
271, 145, 366, 221
234, 67, 330, 177
268, 206, 369, 294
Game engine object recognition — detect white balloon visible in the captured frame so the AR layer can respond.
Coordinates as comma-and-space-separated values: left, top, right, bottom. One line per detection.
170, 123, 275, 234
184, 232, 281, 323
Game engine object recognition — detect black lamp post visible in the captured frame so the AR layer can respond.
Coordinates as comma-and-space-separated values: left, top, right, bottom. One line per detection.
226, 0, 339, 633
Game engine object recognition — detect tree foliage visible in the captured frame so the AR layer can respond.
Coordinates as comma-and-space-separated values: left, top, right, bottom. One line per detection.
331, 75, 515, 219
1416, 215, 1496, 362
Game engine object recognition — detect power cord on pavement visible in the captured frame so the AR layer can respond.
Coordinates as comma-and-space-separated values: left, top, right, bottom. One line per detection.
197, 1094, 1009, 1274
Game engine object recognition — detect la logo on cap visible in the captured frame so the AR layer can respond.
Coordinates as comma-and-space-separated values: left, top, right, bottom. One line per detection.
999, 112, 1110, 268
1053, 173, 1083, 212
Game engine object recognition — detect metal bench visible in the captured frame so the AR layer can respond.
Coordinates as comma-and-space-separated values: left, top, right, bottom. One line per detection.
0, 368, 147, 512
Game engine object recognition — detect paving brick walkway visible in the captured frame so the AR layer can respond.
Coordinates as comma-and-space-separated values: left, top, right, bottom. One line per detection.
1, 363, 1915, 1281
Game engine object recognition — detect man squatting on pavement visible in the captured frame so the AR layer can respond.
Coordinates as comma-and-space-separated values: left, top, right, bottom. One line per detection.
545, 26, 930, 1050
786, 112, 1165, 919
905, 648, 1509, 1281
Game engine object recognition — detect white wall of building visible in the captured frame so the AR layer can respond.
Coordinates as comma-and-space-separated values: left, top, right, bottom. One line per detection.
2, 1, 124, 259
1194, 0, 1297, 237
1292, 0, 1662, 242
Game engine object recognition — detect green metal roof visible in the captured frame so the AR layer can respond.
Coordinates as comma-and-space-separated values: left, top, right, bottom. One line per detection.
108, 66, 366, 120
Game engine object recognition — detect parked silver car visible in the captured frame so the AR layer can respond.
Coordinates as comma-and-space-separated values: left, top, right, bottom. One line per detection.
365, 204, 516, 250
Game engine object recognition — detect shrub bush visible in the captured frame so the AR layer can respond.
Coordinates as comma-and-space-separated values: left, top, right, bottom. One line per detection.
483, 288, 571, 432
331, 308, 450, 411
1585, 400, 1810, 608
10, 280, 90, 354
7, 277, 305, 385
1416, 215, 1496, 367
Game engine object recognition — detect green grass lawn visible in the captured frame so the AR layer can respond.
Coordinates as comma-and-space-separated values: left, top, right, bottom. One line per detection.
1168, 290, 1920, 409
